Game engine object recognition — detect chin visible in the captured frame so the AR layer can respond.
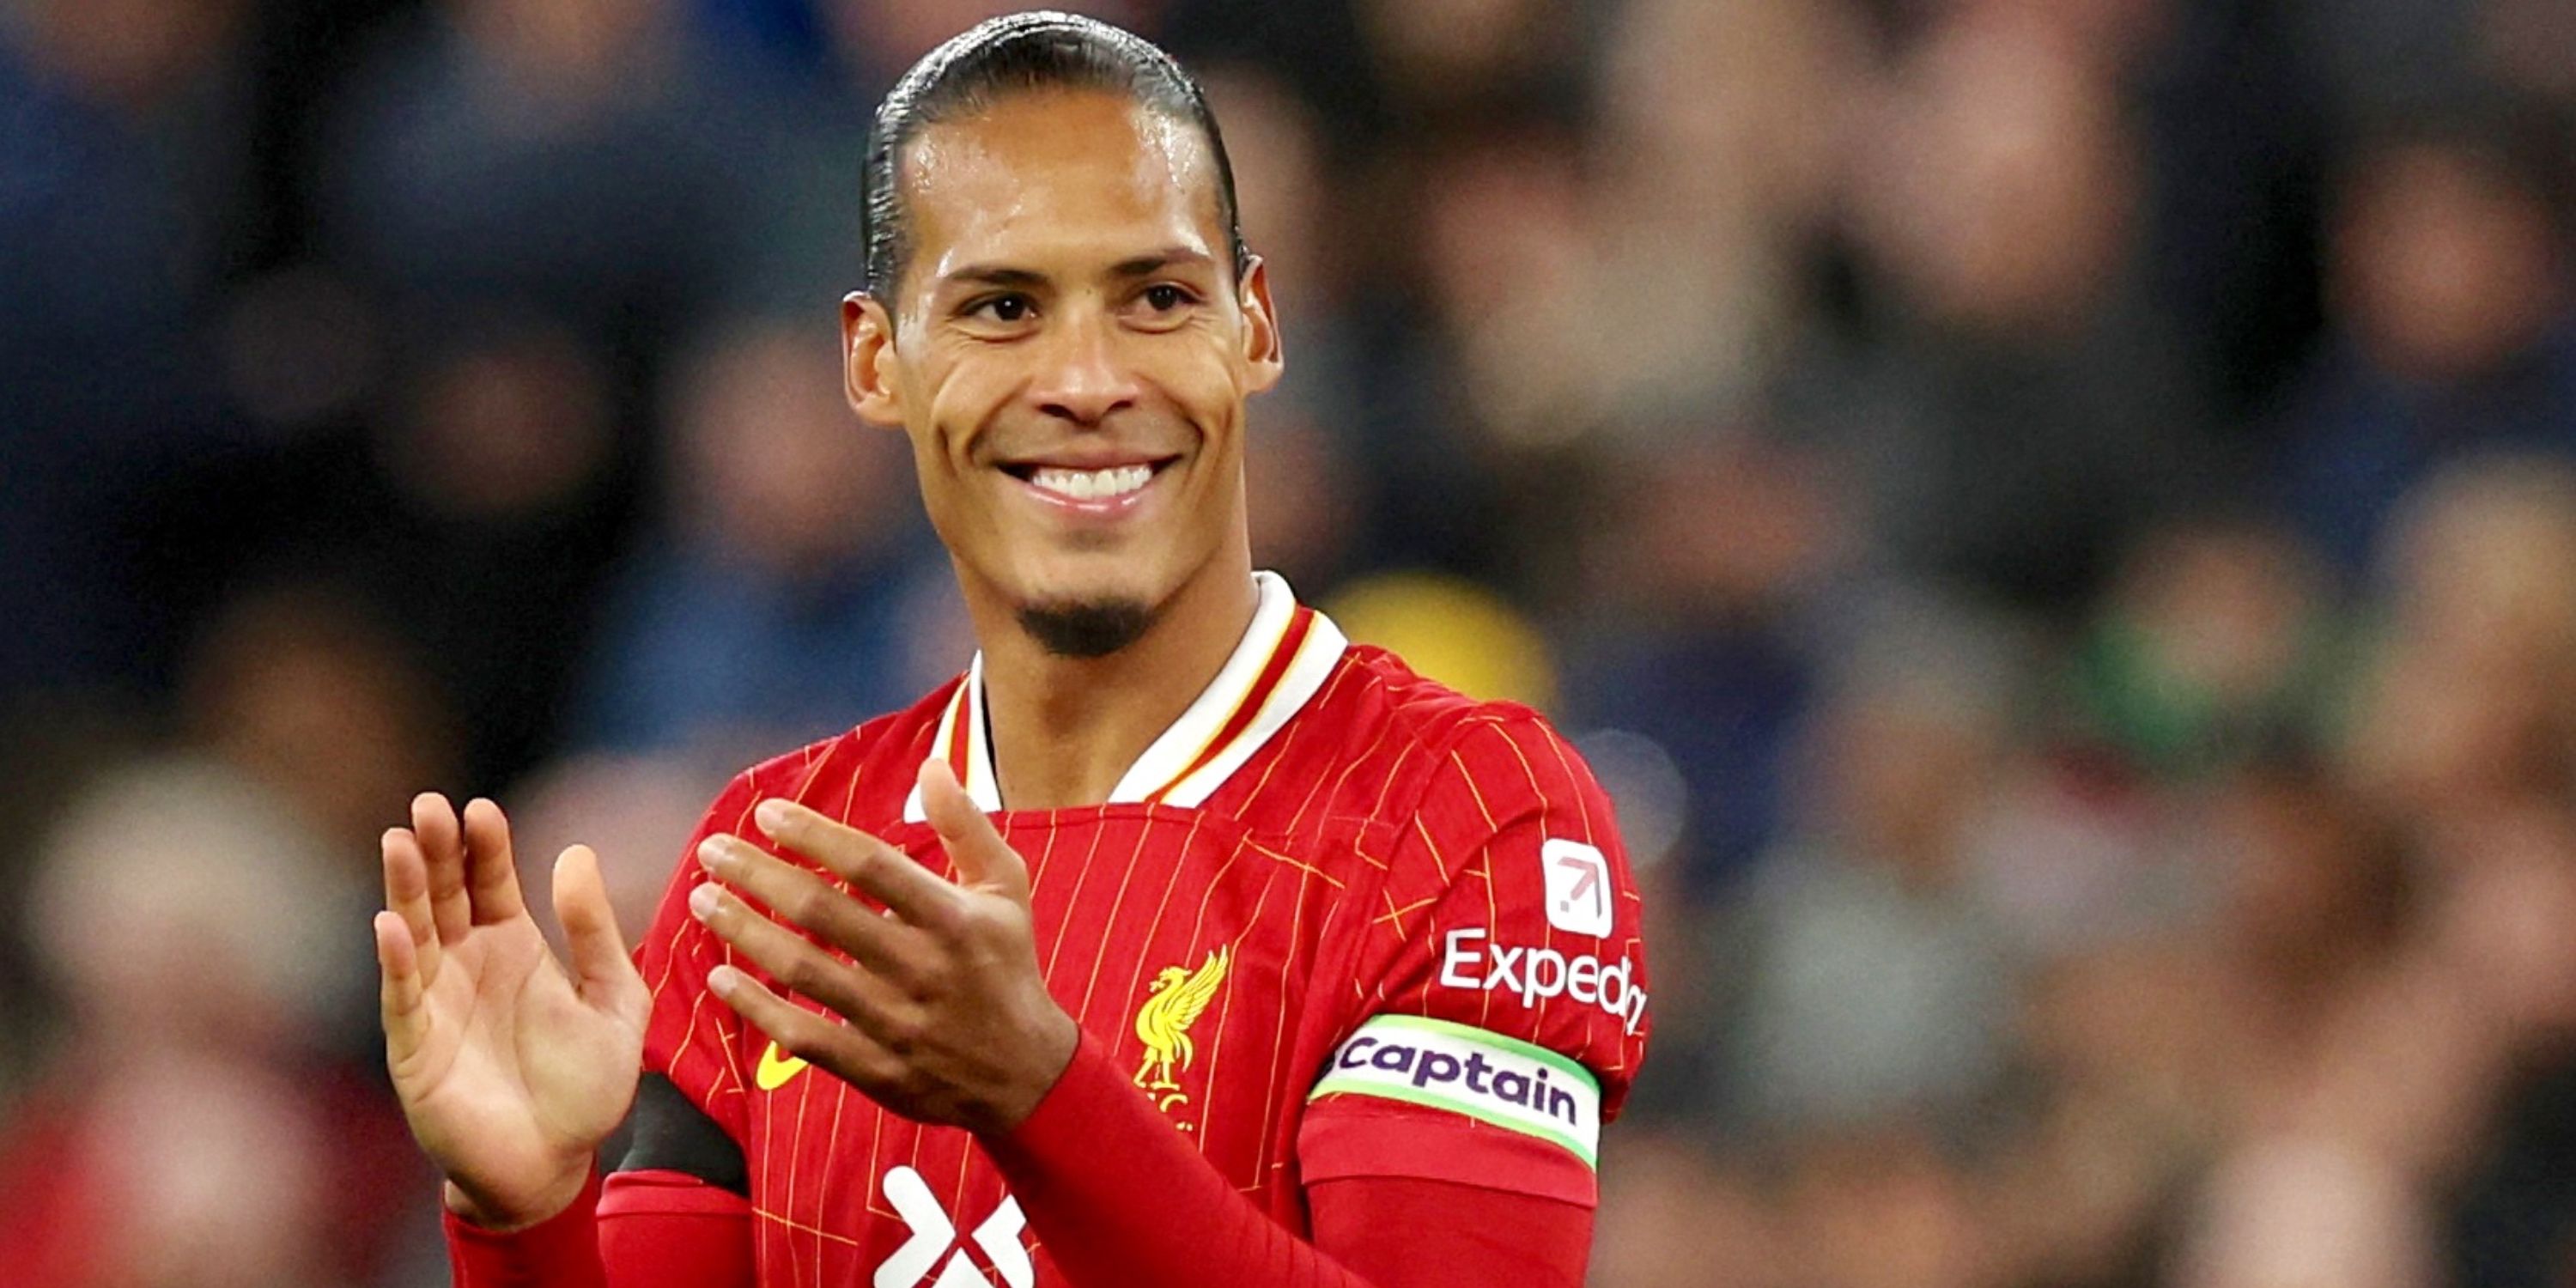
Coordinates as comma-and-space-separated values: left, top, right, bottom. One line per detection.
1016, 593, 1159, 659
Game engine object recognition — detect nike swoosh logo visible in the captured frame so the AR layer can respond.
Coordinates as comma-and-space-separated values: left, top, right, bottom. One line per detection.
756, 1042, 809, 1091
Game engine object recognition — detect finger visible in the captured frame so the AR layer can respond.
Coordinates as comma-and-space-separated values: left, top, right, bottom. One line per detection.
459, 797, 526, 926
751, 798, 965, 931
554, 844, 647, 1024
690, 882, 908, 1034
411, 792, 472, 944
374, 908, 429, 1064
920, 760, 1030, 904
697, 835, 923, 981
380, 827, 444, 988
708, 963, 895, 1090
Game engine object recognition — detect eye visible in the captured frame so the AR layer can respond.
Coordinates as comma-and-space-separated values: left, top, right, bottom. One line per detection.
968, 294, 1034, 324
1127, 283, 1202, 330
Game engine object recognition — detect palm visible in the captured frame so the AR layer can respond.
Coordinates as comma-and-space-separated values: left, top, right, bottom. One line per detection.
376, 794, 649, 1226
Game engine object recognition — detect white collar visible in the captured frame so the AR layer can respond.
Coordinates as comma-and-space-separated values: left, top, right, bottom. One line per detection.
902, 570, 1348, 820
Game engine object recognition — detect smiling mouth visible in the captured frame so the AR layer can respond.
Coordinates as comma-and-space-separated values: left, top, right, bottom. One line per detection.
999, 458, 1181, 503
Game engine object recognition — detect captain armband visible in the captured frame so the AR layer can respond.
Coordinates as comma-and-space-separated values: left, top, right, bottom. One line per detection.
1308, 1016, 1601, 1167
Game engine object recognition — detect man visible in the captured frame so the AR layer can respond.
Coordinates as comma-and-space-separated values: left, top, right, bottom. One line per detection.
372, 13, 1648, 1286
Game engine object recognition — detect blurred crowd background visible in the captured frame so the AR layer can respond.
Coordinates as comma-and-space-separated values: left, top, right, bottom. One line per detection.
6, 0, 2576, 1284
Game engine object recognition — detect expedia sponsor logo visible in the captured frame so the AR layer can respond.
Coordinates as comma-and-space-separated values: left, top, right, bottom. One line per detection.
1309, 1015, 1602, 1164
1439, 927, 1648, 1036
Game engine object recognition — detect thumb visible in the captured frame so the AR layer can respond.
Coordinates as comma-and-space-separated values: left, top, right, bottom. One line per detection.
920, 759, 1029, 903
553, 845, 646, 1022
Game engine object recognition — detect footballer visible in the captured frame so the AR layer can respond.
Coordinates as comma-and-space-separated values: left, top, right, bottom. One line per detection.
373, 12, 1649, 1287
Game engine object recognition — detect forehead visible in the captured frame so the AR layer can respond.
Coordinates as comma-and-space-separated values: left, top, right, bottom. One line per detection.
900, 90, 1224, 284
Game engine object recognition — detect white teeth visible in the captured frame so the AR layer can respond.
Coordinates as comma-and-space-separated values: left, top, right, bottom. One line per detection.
1029, 465, 1153, 501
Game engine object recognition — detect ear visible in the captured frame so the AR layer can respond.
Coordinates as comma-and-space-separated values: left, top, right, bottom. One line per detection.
1236, 256, 1285, 397
842, 292, 906, 428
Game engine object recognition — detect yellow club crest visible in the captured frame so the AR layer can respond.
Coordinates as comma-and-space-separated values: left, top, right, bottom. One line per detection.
756, 1041, 809, 1091
1133, 945, 1230, 1120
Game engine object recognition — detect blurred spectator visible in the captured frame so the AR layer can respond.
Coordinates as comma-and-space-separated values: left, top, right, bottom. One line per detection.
1364, 116, 1576, 577
2477, 0, 2576, 107
1592, 1139, 1787, 1288
1773, 1128, 1993, 1288
1352, 0, 1582, 131
1832, 4, 2216, 608
0, 0, 260, 702
21, 756, 369, 1062
2344, 454, 2576, 833
1706, 598, 2028, 1141
0, 701, 143, 1103
2300, 452, 2576, 1280
2273, 99, 2576, 574
1411, 120, 1592, 452
338, 312, 644, 787
178, 581, 462, 856
0, 756, 422, 1287
320, 0, 769, 351
2063, 514, 2344, 781
572, 319, 947, 761
1971, 511, 2351, 962
1565, 432, 1847, 905
1589, 0, 1870, 425
2333, 805, 2576, 1286
2175, 1134, 2445, 1288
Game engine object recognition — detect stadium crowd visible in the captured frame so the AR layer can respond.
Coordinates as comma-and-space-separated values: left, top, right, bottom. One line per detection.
5, 0, 2576, 1284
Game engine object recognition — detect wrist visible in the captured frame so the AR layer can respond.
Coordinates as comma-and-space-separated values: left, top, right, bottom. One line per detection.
443, 1159, 597, 1232
981, 1005, 1082, 1135
991, 1029, 1129, 1157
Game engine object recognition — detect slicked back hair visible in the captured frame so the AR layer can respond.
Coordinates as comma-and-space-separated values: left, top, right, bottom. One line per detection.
861, 11, 1250, 307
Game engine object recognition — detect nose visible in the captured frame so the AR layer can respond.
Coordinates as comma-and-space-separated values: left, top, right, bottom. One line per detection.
1029, 312, 1141, 427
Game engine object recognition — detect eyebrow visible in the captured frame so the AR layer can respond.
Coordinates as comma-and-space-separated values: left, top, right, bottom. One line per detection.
1109, 248, 1217, 278
943, 265, 1050, 291
939, 248, 1216, 291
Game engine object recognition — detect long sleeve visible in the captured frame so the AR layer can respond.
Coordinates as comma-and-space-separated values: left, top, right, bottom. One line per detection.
444, 1169, 755, 1288
984, 1035, 1593, 1288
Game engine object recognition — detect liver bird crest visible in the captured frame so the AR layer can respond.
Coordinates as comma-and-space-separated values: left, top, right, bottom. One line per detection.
1133, 945, 1231, 1112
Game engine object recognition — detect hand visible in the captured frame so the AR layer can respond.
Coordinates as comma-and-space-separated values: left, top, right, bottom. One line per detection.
690, 760, 1079, 1136
374, 793, 650, 1230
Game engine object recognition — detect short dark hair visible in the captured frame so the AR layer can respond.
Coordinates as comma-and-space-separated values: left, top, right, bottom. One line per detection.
861, 11, 1249, 303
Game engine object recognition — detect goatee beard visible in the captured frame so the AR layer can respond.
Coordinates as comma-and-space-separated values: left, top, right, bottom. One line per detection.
1018, 598, 1158, 659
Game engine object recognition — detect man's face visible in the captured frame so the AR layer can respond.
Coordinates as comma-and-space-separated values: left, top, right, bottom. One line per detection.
843, 89, 1281, 651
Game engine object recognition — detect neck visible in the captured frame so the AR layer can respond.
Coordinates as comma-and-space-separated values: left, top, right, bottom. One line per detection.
969, 543, 1260, 811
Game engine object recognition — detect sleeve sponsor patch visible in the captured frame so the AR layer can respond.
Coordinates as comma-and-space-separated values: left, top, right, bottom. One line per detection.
1309, 1015, 1601, 1167
1540, 838, 1614, 937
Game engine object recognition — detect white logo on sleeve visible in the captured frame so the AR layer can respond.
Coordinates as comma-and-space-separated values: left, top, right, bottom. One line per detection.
877, 1165, 1032, 1288
1441, 927, 1649, 1035
1542, 838, 1613, 936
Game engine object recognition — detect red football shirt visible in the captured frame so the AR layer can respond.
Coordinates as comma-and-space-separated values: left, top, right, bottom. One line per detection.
633, 572, 1649, 1285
